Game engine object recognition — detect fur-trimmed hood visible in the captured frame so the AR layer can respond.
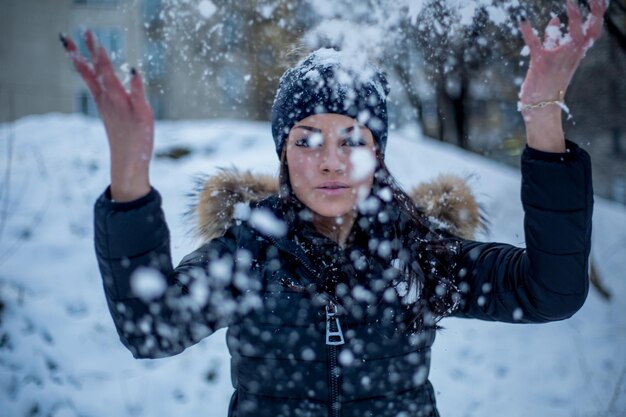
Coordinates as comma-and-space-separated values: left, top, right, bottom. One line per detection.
192, 168, 486, 242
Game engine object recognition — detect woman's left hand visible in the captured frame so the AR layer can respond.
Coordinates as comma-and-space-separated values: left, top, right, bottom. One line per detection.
518, 0, 607, 107
518, 0, 607, 152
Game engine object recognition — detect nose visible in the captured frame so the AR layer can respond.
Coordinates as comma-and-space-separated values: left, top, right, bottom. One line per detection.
320, 143, 346, 174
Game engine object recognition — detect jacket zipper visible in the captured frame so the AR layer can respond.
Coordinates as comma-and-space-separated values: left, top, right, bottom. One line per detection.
326, 301, 344, 417
265, 234, 345, 415
265, 234, 318, 284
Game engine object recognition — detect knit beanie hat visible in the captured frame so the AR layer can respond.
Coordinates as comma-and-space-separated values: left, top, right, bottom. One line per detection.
271, 48, 390, 157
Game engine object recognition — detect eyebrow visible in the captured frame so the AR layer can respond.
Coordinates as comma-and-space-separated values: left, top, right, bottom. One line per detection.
294, 125, 367, 134
293, 126, 322, 133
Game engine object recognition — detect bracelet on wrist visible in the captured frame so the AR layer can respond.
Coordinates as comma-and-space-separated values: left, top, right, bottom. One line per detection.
517, 90, 571, 118
517, 90, 566, 111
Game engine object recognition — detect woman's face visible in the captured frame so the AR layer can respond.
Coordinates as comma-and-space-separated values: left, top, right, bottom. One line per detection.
286, 113, 377, 219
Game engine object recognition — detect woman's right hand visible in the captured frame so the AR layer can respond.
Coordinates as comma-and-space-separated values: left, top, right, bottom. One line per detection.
62, 30, 154, 202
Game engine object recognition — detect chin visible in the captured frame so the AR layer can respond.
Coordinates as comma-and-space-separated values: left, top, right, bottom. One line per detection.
309, 201, 356, 219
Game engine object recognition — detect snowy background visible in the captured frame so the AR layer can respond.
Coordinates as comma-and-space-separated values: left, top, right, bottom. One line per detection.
0, 114, 625, 417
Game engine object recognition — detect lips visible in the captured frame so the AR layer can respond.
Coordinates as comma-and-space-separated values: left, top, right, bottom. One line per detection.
317, 181, 349, 190
315, 181, 351, 197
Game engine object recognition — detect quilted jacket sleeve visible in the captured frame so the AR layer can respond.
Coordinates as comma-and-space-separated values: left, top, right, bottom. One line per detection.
452, 139, 593, 323
94, 188, 254, 359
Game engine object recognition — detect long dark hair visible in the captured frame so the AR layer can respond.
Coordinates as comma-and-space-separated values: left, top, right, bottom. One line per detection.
278, 149, 462, 329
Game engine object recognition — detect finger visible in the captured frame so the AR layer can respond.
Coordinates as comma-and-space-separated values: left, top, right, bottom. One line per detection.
129, 68, 149, 112
546, 15, 561, 28
590, 0, 608, 17
84, 29, 99, 63
543, 16, 561, 47
585, 0, 607, 41
585, 17, 604, 42
95, 45, 127, 99
567, 0, 584, 43
584, 16, 603, 42
72, 56, 102, 98
519, 20, 542, 54
60, 33, 74, 53
85, 30, 124, 98
62, 35, 102, 97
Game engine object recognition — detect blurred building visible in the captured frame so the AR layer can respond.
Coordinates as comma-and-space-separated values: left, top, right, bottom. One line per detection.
0, 0, 147, 122
0, 0, 303, 123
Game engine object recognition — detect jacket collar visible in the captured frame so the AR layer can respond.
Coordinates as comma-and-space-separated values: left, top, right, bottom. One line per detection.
190, 167, 487, 243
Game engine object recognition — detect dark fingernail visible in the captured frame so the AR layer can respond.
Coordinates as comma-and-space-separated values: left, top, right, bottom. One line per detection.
131, 67, 137, 76
59, 33, 68, 49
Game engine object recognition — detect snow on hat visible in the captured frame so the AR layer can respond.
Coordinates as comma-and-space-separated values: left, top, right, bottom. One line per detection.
271, 48, 390, 157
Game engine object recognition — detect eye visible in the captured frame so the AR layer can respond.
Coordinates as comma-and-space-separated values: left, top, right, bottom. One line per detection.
341, 136, 367, 147
295, 133, 323, 148
295, 137, 311, 147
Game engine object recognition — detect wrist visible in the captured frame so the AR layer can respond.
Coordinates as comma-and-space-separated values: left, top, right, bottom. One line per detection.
522, 106, 566, 153
110, 182, 151, 202
518, 90, 565, 110
110, 166, 151, 202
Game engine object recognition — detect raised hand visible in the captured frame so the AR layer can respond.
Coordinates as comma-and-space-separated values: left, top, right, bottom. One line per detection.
517, 0, 607, 152
518, 0, 607, 109
61, 30, 154, 202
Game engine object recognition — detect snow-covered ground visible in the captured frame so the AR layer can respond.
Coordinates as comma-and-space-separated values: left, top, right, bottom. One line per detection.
1, 114, 624, 417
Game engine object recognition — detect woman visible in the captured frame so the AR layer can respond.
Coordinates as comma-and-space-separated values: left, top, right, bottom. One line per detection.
62, 1, 606, 416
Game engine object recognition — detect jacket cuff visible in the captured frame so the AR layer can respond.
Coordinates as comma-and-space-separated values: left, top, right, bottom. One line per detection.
523, 139, 581, 162
521, 139, 592, 212
99, 186, 158, 211
94, 186, 169, 260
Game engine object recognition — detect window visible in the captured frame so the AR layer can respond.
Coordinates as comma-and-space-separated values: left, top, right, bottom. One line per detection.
75, 90, 98, 117
72, 28, 125, 64
143, 0, 162, 24
148, 94, 164, 120
73, 0, 119, 5
144, 41, 166, 81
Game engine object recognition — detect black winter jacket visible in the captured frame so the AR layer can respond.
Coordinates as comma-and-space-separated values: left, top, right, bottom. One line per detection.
94, 140, 593, 417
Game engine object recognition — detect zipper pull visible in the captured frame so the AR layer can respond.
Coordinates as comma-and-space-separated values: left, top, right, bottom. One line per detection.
325, 302, 345, 346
